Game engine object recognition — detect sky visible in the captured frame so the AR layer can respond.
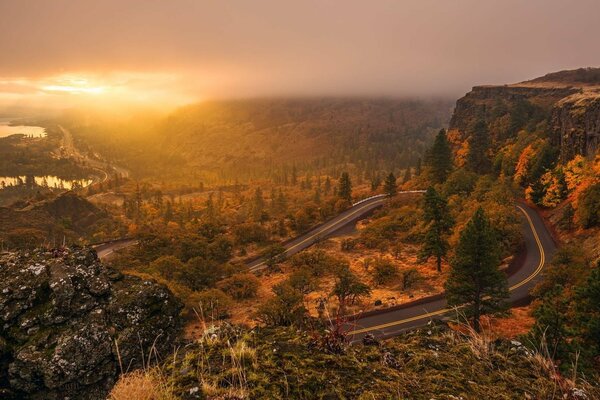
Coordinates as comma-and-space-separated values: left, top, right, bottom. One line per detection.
1, 0, 600, 111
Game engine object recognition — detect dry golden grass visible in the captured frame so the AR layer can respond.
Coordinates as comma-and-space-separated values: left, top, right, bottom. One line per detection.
109, 369, 176, 400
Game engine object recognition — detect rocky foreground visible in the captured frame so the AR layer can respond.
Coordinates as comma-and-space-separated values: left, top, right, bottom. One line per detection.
0, 247, 182, 399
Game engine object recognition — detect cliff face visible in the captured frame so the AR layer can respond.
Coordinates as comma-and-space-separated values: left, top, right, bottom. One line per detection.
0, 247, 182, 399
449, 85, 576, 142
448, 68, 600, 161
551, 92, 600, 161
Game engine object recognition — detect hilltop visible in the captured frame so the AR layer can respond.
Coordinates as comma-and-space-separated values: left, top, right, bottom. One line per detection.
0, 192, 122, 249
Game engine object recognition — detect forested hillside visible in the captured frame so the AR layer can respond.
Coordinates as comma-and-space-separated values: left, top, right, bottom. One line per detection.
63, 98, 452, 184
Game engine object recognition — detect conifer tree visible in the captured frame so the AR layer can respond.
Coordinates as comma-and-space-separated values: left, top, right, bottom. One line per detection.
445, 207, 508, 331
324, 176, 332, 194
419, 187, 453, 272
466, 120, 491, 174
383, 172, 398, 196
338, 172, 352, 202
427, 129, 453, 183
253, 187, 265, 220
415, 158, 422, 176
291, 165, 298, 186
402, 167, 412, 183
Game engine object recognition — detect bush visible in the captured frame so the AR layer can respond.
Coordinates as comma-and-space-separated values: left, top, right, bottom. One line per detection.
180, 257, 222, 290
288, 269, 318, 294
191, 288, 233, 320
148, 255, 185, 281
401, 268, 421, 290
218, 273, 260, 300
577, 183, 600, 228
233, 223, 268, 244
289, 249, 340, 277
371, 259, 398, 285
257, 283, 307, 326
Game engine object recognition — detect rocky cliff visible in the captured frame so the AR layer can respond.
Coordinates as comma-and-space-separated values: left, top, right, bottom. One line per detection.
448, 67, 600, 161
0, 247, 182, 399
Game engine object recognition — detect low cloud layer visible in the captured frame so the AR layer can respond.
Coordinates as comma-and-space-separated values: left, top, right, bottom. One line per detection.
1, 0, 600, 108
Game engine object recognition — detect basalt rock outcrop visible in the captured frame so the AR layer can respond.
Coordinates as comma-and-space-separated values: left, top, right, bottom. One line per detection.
0, 247, 182, 399
448, 67, 600, 161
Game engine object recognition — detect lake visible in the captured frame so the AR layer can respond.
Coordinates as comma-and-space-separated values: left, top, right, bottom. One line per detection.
0, 118, 46, 138
0, 176, 92, 190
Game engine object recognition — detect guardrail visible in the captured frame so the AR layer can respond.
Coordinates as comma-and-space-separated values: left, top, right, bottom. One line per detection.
352, 190, 426, 207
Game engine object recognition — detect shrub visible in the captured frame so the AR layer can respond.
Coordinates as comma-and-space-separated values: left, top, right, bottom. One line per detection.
288, 269, 318, 294
289, 249, 340, 277
148, 255, 185, 281
257, 283, 307, 326
371, 259, 398, 285
401, 268, 421, 290
233, 223, 268, 244
191, 288, 234, 320
181, 257, 222, 290
577, 183, 600, 228
218, 273, 260, 300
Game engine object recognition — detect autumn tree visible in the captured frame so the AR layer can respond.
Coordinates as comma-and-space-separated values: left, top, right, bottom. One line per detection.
383, 172, 398, 196
419, 187, 454, 272
427, 129, 453, 183
445, 207, 508, 331
258, 282, 307, 326
338, 172, 352, 202
466, 120, 491, 174
331, 265, 371, 312
577, 183, 600, 228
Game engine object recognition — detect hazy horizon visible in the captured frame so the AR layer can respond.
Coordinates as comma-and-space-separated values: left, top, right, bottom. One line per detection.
2, 0, 600, 111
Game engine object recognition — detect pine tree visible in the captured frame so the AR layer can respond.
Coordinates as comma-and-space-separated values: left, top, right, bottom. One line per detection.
419, 187, 453, 272
402, 167, 412, 184
253, 187, 265, 220
427, 129, 453, 183
338, 172, 352, 202
466, 120, 491, 174
415, 158, 422, 176
324, 176, 332, 195
445, 208, 508, 331
291, 165, 298, 186
370, 175, 381, 192
383, 172, 397, 196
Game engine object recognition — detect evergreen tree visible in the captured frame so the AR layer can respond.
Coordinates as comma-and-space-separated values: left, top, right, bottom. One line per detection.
415, 158, 422, 176
383, 172, 398, 196
291, 165, 298, 186
338, 172, 352, 202
419, 187, 453, 272
205, 193, 216, 219
402, 167, 412, 184
445, 207, 508, 331
466, 120, 492, 174
427, 129, 453, 183
324, 176, 332, 195
370, 175, 381, 192
253, 187, 265, 220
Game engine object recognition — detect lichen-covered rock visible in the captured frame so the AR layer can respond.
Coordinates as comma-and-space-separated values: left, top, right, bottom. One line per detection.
0, 247, 182, 399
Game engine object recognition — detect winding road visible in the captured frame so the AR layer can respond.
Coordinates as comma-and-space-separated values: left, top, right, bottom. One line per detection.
347, 201, 556, 340
96, 192, 556, 341
247, 192, 425, 272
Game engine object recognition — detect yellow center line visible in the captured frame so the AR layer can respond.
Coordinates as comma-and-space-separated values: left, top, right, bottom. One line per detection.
348, 205, 545, 336
249, 198, 387, 270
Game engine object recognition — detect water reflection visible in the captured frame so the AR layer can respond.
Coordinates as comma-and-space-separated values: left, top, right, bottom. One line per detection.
0, 121, 46, 138
0, 176, 92, 190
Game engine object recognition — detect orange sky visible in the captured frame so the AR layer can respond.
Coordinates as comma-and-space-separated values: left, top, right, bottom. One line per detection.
1, 0, 600, 111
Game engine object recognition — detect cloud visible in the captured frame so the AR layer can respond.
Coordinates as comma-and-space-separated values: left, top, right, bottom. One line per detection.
1, 0, 599, 108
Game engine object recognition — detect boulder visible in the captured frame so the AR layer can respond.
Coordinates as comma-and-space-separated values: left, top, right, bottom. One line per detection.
0, 247, 182, 399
